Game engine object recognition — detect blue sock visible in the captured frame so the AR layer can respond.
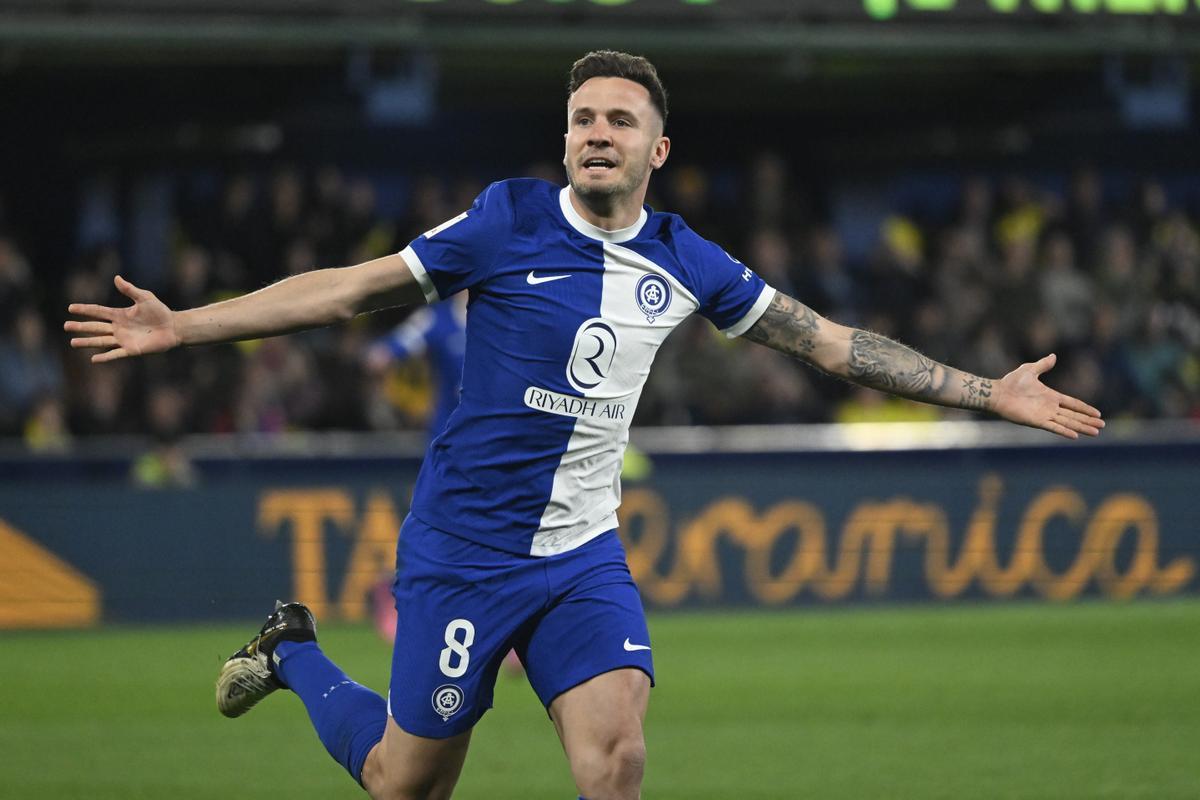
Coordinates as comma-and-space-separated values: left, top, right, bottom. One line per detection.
273, 640, 387, 786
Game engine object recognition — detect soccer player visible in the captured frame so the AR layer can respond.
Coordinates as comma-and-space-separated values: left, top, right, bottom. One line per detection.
365, 290, 467, 444
66, 51, 1103, 800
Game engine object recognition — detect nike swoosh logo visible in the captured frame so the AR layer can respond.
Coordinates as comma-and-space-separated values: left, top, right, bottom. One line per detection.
623, 638, 651, 652
527, 271, 572, 285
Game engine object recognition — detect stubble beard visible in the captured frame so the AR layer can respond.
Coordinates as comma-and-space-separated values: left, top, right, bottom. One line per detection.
566, 156, 651, 214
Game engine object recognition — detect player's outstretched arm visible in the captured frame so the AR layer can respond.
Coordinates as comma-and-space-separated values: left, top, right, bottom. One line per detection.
66, 253, 425, 363
743, 292, 1104, 440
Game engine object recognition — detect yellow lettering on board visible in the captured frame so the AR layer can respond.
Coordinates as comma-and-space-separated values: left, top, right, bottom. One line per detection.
258, 489, 355, 619
0, 519, 101, 629
739, 501, 828, 605
1089, 494, 1195, 598
620, 488, 691, 606
337, 491, 403, 621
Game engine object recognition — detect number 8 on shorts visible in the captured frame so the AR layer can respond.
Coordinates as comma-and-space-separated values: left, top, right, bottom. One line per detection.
438, 619, 475, 678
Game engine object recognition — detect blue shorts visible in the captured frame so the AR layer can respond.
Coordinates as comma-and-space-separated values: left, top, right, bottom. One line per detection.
388, 515, 654, 738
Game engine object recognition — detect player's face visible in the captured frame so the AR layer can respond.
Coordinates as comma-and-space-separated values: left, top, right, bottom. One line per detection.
564, 77, 669, 205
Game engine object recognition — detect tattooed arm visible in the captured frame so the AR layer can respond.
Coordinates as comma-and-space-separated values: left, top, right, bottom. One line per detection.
743, 292, 1104, 439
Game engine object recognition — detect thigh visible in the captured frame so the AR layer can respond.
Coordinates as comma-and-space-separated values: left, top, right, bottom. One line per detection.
549, 667, 650, 757
521, 531, 655, 709
360, 715, 472, 800
389, 516, 540, 738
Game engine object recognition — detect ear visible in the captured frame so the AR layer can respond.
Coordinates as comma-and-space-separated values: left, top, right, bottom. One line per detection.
650, 136, 671, 170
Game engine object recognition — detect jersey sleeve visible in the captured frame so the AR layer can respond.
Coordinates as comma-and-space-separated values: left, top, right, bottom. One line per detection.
692, 238, 777, 338
400, 181, 515, 303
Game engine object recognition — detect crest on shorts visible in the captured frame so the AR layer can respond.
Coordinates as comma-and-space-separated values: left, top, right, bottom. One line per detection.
432, 684, 464, 722
635, 274, 671, 323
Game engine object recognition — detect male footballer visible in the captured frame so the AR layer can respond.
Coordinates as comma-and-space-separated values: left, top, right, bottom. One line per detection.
66, 50, 1103, 800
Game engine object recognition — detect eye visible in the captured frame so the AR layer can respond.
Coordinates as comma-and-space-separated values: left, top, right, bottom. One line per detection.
613, 119, 631, 128
575, 117, 592, 127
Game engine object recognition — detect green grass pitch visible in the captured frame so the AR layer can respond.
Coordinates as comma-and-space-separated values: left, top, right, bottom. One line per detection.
2, 600, 1197, 799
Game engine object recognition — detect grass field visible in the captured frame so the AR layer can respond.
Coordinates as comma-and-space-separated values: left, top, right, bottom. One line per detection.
2, 600, 1198, 799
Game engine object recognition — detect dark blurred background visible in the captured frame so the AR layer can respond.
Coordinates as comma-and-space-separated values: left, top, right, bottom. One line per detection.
2, 1, 1198, 460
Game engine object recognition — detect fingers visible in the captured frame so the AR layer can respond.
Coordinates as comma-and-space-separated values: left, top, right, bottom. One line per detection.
1031, 353, 1057, 375
66, 303, 117, 322
113, 274, 148, 301
1043, 419, 1079, 440
64, 320, 112, 335
71, 335, 118, 350
92, 348, 130, 364
1060, 394, 1103, 419
1055, 411, 1104, 437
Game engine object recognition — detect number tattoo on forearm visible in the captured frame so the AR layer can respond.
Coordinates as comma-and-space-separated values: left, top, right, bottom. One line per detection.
961, 375, 994, 411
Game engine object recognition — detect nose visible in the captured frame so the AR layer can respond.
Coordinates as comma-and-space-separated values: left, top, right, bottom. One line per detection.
586, 122, 613, 149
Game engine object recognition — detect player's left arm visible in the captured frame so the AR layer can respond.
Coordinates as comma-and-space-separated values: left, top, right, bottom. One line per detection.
743, 292, 1104, 440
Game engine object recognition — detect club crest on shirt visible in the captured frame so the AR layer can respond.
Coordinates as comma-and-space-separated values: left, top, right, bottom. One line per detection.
432, 684, 464, 722
635, 274, 671, 323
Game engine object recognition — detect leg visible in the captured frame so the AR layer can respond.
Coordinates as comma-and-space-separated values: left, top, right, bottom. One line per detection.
520, 531, 656, 800
360, 716, 472, 800
550, 668, 650, 800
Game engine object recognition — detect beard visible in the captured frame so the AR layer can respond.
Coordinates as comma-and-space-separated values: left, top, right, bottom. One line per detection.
565, 154, 651, 206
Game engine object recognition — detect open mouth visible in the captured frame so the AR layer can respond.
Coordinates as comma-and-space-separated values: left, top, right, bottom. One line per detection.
582, 157, 617, 174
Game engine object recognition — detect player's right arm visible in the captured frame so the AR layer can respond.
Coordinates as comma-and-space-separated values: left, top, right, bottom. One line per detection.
65, 252, 425, 363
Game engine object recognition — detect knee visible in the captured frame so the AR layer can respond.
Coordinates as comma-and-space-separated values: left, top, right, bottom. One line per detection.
572, 732, 647, 800
362, 755, 452, 800
364, 774, 447, 800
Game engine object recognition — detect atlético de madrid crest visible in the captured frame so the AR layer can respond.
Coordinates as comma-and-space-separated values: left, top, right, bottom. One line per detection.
635, 274, 671, 323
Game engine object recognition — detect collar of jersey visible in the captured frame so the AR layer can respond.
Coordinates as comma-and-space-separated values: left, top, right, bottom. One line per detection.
559, 187, 648, 244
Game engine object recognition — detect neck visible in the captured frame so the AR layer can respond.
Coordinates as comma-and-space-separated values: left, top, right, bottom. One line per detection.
567, 187, 645, 231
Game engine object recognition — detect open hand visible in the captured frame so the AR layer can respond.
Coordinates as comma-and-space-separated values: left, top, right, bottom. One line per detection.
992, 354, 1104, 439
64, 275, 181, 363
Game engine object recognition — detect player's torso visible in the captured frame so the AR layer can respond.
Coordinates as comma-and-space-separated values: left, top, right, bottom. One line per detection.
459, 200, 698, 417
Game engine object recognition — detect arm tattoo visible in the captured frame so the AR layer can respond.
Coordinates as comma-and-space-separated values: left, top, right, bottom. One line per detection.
743, 293, 819, 358
961, 375, 994, 411
846, 330, 944, 398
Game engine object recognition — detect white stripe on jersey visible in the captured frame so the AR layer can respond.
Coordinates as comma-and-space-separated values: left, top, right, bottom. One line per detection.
400, 245, 440, 304
530, 241, 698, 556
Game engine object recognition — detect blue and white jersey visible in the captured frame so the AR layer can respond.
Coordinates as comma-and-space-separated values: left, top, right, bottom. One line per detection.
401, 179, 775, 556
376, 300, 466, 440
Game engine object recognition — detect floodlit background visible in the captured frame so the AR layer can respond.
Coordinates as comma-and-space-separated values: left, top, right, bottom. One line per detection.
1, 2, 1198, 798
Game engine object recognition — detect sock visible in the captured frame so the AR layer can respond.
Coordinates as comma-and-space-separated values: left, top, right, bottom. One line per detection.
273, 640, 387, 785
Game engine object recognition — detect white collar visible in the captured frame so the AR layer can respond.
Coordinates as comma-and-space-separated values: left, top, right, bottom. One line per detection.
559, 187, 648, 244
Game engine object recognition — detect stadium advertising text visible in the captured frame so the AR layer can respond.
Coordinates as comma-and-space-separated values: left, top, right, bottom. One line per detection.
402, 0, 1200, 17
256, 474, 1195, 620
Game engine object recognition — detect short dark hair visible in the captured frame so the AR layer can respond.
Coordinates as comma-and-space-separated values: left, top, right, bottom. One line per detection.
567, 50, 668, 128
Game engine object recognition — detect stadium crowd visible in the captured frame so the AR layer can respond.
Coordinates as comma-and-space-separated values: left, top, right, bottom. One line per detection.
2, 157, 1198, 458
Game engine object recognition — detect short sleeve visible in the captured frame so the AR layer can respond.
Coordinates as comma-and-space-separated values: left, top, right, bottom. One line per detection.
401, 181, 514, 303
694, 240, 777, 338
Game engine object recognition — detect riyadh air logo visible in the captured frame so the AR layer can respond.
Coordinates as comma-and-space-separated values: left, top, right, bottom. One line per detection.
567, 318, 618, 392
635, 274, 671, 323
432, 684, 464, 722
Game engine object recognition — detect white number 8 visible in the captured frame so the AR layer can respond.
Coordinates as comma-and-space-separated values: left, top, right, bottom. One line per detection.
438, 618, 475, 678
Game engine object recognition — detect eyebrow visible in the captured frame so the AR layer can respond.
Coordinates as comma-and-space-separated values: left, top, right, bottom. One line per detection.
571, 106, 641, 123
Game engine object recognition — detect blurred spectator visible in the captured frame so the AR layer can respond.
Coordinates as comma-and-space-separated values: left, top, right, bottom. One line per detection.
11, 157, 1200, 447
131, 383, 197, 488
0, 306, 64, 435
0, 235, 33, 322
1037, 230, 1095, 346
